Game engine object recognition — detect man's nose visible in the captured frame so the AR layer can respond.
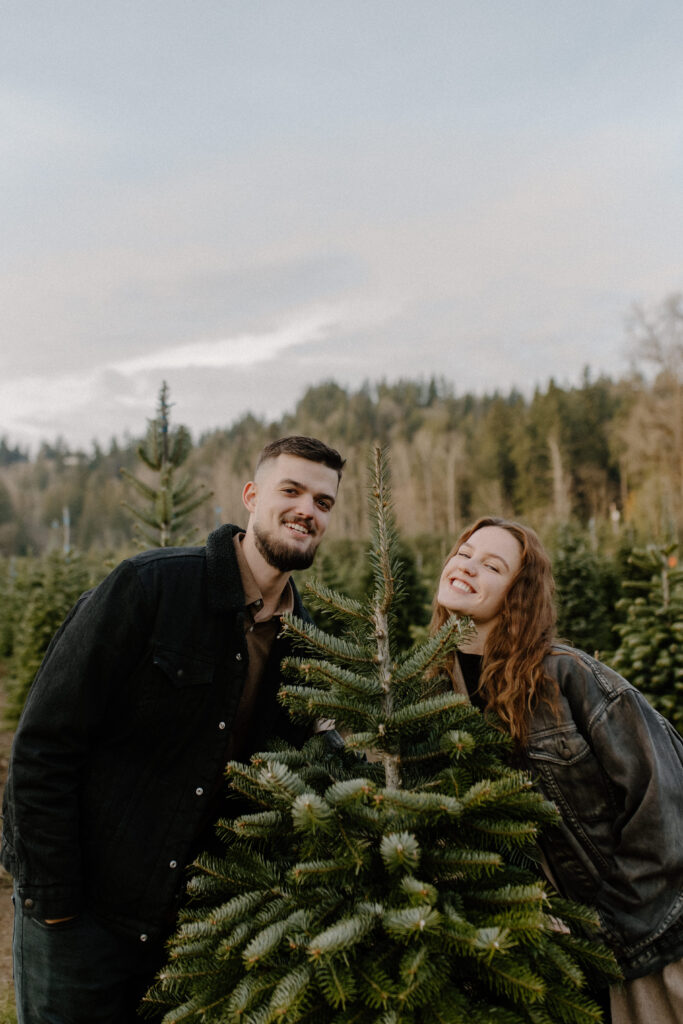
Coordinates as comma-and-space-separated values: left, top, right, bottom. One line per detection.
293, 494, 315, 517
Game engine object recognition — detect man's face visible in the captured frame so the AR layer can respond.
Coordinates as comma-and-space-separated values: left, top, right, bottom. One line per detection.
243, 454, 339, 571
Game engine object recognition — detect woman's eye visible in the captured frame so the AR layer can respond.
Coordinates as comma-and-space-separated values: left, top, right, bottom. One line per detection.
486, 563, 500, 573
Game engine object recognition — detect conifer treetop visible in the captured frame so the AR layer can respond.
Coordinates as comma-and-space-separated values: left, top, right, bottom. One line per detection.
121, 381, 212, 548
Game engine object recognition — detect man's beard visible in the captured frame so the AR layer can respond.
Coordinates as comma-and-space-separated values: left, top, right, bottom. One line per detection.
253, 521, 318, 572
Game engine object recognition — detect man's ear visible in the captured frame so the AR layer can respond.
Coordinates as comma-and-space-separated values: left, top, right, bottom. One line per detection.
242, 480, 258, 514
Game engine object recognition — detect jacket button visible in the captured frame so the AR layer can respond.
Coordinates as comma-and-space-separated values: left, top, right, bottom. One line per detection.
196, 787, 204, 796
169, 860, 178, 869
177, 668, 184, 678
218, 721, 226, 730
140, 934, 148, 943
236, 653, 242, 661
24, 898, 34, 909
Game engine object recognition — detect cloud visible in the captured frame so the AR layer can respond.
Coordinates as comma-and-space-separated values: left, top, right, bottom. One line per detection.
0, 308, 352, 449
109, 308, 339, 374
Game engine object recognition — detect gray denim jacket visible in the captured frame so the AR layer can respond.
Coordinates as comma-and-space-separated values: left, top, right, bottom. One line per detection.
451, 644, 683, 978
521, 645, 683, 979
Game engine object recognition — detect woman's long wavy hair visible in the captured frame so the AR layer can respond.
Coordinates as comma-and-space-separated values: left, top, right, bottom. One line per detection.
429, 516, 558, 747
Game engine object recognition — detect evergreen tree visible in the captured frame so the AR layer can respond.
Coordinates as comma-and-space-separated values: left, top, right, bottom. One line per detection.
121, 381, 212, 548
550, 526, 615, 657
611, 542, 683, 730
0, 556, 19, 659
4, 552, 97, 727
145, 447, 618, 1024
358, 540, 432, 652
294, 543, 367, 638
298, 542, 430, 648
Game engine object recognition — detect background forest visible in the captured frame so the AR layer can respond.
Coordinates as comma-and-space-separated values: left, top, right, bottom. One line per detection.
1, 351, 682, 732
0, 361, 682, 559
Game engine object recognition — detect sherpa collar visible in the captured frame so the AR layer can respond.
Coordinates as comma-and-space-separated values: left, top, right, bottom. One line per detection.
204, 523, 307, 620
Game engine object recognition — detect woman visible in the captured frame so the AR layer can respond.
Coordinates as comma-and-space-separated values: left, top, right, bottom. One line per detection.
430, 517, 683, 1024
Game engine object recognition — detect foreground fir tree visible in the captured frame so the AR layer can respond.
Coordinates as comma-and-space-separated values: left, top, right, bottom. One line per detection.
145, 448, 619, 1024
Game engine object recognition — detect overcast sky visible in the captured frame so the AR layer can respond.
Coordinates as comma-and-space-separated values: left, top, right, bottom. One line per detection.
2, 2, 682, 451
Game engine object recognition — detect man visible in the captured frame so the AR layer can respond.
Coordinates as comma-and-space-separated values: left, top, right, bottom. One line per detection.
1, 434, 345, 1024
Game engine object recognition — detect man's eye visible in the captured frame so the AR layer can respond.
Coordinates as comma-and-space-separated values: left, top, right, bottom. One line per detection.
317, 500, 331, 512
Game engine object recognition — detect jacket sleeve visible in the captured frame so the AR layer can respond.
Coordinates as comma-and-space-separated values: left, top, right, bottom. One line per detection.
3, 559, 152, 921
579, 663, 683, 930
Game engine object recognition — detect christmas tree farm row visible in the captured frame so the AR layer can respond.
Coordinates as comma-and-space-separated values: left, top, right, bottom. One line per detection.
0, 526, 680, 734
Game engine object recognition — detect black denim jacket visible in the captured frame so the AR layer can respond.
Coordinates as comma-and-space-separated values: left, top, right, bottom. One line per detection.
521, 645, 683, 979
1, 525, 310, 944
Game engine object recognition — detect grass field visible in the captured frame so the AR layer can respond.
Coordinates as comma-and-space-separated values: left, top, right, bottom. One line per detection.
0, 982, 15, 1024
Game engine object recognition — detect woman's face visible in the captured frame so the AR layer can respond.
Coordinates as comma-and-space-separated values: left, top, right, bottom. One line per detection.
437, 525, 523, 634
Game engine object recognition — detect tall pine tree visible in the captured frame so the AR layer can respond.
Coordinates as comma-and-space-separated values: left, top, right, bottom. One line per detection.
121, 381, 211, 548
145, 447, 619, 1024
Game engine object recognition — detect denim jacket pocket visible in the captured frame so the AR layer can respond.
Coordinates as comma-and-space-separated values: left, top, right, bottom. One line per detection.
128, 644, 216, 731
526, 724, 616, 872
152, 645, 215, 688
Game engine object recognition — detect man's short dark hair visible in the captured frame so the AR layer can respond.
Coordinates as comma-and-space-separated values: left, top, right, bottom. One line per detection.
256, 436, 346, 480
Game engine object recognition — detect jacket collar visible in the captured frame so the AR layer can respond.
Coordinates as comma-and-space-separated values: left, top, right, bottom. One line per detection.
205, 524, 307, 619
205, 524, 247, 612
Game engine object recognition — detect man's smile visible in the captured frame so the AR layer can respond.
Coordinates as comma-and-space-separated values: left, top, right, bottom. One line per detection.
282, 517, 314, 537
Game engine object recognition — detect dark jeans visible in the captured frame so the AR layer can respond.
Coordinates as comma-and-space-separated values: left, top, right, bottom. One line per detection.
12, 892, 165, 1024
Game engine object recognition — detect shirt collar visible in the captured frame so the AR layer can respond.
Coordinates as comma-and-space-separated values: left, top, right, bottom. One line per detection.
233, 532, 294, 620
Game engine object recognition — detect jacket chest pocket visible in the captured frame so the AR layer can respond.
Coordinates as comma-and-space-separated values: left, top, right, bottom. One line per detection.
152, 645, 215, 689
527, 726, 614, 825
130, 644, 216, 729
